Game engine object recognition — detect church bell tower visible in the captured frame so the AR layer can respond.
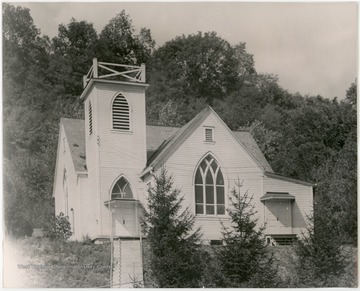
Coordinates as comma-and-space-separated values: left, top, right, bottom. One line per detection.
80, 58, 148, 238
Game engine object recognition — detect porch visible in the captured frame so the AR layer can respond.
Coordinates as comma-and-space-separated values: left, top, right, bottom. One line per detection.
261, 192, 297, 245
104, 199, 142, 238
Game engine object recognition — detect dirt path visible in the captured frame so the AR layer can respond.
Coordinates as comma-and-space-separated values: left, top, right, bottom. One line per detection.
3, 238, 46, 288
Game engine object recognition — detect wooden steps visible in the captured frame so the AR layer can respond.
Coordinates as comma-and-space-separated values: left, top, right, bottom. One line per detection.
113, 238, 143, 288
266, 234, 298, 246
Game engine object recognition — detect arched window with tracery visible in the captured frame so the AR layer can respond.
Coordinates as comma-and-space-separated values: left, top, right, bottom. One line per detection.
194, 154, 225, 215
111, 177, 133, 200
112, 93, 130, 130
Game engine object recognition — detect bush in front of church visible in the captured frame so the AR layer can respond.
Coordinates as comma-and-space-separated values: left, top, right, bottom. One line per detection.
43, 212, 72, 241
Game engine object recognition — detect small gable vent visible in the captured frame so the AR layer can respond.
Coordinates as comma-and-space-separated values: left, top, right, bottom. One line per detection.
89, 101, 93, 135
112, 93, 130, 130
205, 128, 214, 142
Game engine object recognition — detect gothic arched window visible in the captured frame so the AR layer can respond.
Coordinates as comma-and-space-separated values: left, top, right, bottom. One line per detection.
112, 93, 130, 130
111, 177, 133, 200
194, 154, 225, 215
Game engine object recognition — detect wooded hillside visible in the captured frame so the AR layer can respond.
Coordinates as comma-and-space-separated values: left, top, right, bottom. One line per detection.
3, 4, 357, 245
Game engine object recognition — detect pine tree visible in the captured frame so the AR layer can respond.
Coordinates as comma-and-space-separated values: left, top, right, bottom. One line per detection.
295, 211, 350, 287
142, 167, 203, 288
218, 181, 281, 287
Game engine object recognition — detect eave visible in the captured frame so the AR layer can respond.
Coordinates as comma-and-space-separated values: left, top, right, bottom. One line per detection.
264, 172, 314, 187
260, 192, 296, 201
80, 78, 149, 100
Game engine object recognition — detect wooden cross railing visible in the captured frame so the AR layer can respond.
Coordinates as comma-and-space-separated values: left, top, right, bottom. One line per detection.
83, 58, 146, 87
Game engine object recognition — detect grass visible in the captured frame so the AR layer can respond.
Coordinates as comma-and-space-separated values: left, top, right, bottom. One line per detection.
4, 236, 111, 288
4, 236, 357, 288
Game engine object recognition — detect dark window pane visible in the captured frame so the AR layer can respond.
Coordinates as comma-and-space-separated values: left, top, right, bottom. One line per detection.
216, 170, 224, 185
196, 204, 204, 214
206, 186, 214, 203
205, 154, 212, 162
195, 186, 203, 203
211, 160, 218, 172
216, 187, 225, 204
217, 205, 225, 215
200, 160, 207, 171
206, 205, 215, 215
124, 184, 133, 198
206, 170, 214, 184
112, 184, 121, 194
195, 169, 203, 184
118, 178, 127, 189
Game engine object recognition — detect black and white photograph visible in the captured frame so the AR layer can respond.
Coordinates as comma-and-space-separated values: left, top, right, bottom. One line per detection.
2, 1, 358, 288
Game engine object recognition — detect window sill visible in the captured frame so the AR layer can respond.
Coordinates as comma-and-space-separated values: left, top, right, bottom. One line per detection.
111, 129, 133, 135
195, 215, 229, 221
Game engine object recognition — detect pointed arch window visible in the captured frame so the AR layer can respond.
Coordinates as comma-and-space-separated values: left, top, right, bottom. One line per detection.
111, 177, 133, 200
89, 101, 93, 135
195, 154, 225, 215
112, 93, 130, 130
63, 171, 69, 216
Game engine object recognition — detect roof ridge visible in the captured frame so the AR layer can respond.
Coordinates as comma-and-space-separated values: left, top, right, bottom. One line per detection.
140, 107, 213, 176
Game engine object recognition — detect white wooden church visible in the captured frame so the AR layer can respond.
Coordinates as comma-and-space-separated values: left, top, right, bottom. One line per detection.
53, 59, 313, 286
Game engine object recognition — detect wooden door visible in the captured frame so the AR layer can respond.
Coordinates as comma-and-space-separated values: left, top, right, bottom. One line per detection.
113, 203, 137, 236
265, 200, 292, 234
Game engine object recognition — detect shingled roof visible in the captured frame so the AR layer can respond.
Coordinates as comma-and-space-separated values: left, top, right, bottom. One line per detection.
61, 118, 87, 172
61, 118, 273, 174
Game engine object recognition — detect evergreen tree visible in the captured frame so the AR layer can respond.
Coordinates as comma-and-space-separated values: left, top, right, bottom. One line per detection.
142, 167, 203, 288
218, 181, 282, 287
295, 212, 351, 287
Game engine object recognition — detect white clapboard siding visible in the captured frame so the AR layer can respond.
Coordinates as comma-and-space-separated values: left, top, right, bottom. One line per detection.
263, 176, 313, 235
54, 125, 84, 240
79, 174, 99, 239
162, 112, 265, 241
83, 81, 147, 237
84, 88, 103, 238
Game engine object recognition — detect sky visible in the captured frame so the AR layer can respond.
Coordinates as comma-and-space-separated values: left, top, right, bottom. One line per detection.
13, 1, 358, 100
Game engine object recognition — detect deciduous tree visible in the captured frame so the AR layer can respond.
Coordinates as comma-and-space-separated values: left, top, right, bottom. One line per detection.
98, 10, 155, 65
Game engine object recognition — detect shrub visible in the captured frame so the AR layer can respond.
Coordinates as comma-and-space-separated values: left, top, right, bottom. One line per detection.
43, 212, 71, 241
199, 246, 228, 287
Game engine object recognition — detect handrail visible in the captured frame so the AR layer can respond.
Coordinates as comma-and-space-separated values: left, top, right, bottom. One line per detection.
83, 58, 146, 88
